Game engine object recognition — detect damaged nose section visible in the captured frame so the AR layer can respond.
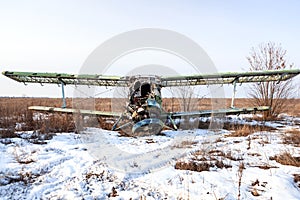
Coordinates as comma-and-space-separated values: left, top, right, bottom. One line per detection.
132, 118, 165, 136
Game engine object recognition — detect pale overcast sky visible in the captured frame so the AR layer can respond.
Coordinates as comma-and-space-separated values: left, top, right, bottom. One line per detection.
0, 0, 299, 97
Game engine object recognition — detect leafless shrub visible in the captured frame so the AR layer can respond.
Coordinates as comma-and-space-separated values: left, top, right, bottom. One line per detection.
270, 152, 300, 167
247, 42, 296, 120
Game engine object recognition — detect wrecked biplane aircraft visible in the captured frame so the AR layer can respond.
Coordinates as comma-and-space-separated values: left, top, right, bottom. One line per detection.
2, 69, 300, 136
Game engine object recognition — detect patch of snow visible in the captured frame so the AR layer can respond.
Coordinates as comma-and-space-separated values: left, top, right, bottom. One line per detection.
0, 115, 299, 199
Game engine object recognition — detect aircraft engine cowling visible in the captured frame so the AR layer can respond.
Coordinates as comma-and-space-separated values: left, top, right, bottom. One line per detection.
146, 99, 161, 118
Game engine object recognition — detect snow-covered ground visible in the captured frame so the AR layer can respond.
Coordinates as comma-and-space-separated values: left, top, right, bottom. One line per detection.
0, 115, 300, 199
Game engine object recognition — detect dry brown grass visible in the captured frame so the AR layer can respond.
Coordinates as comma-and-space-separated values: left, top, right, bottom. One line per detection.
175, 159, 231, 172
0, 97, 299, 135
162, 98, 300, 117
175, 148, 234, 172
226, 125, 254, 137
224, 151, 244, 161
294, 174, 300, 182
0, 97, 75, 134
225, 124, 275, 138
283, 129, 300, 147
0, 129, 18, 138
39, 114, 75, 133
208, 149, 244, 161
270, 152, 300, 167
249, 164, 278, 170
251, 188, 260, 196
1, 170, 35, 186
175, 161, 212, 172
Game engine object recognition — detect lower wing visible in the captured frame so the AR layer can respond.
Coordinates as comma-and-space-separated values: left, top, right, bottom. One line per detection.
168, 106, 270, 118
28, 106, 121, 117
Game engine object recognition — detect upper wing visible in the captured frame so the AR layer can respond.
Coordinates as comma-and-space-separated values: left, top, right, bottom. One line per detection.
2, 71, 129, 87
3, 69, 300, 87
161, 69, 300, 86
168, 106, 270, 118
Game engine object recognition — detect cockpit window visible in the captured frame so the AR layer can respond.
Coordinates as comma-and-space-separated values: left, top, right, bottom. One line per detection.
141, 83, 151, 97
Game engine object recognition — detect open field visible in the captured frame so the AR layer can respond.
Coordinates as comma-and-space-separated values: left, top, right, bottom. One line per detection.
0, 97, 299, 134
0, 97, 300, 199
1, 97, 299, 114
0, 97, 299, 123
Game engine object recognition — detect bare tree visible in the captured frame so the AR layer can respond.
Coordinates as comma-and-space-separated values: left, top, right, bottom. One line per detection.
247, 42, 295, 119
167, 86, 199, 112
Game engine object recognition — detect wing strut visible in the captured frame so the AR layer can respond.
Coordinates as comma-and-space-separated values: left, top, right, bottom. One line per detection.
60, 80, 66, 108
231, 80, 237, 108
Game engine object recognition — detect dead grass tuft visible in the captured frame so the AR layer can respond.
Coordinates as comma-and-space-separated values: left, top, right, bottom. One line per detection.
224, 151, 244, 161
175, 159, 231, 172
208, 149, 243, 161
225, 124, 274, 137
247, 152, 261, 157
175, 148, 233, 172
230, 124, 254, 137
294, 174, 300, 182
208, 149, 225, 156
269, 152, 300, 167
283, 129, 300, 147
237, 162, 245, 200
108, 187, 118, 197
250, 164, 278, 170
173, 140, 198, 148
175, 161, 212, 172
251, 188, 260, 196
0, 129, 18, 138
293, 174, 300, 188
